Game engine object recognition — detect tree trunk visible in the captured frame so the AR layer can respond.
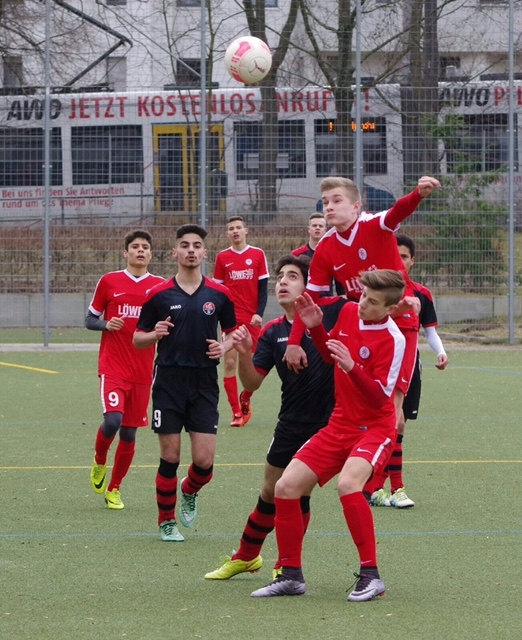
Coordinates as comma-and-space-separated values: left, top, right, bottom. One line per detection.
401, 0, 440, 188
258, 74, 279, 218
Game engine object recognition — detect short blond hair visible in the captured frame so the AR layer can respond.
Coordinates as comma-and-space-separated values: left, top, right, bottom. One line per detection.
320, 177, 361, 203
359, 269, 405, 306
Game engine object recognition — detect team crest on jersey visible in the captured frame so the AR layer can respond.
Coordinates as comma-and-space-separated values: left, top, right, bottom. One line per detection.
358, 248, 368, 261
246, 258, 253, 266
203, 301, 216, 315
359, 346, 370, 359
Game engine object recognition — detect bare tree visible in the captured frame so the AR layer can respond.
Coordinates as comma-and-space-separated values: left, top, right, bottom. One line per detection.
241, 0, 300, 216
0, 0, 131, 91
399, 0, 440, 185
297, 0, 377, 178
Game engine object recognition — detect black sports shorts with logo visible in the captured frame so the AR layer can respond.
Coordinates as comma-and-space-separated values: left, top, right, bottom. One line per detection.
151, 365, 219, 435
402, 353, 422, 421
266, 419, 327, 468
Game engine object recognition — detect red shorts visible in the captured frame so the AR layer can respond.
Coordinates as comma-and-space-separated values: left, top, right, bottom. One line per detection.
226, 320, 262, 351
294, 422, 395, 487
395, 329, 419, 395
245, 322, 262, 350
99, 374, 151, 428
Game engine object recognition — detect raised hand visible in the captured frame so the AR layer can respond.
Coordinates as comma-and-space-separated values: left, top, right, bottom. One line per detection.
417, 176, 441, 198
294, 292, 323, 328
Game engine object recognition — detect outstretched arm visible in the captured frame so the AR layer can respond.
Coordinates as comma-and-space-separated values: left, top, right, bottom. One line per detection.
385, 176, 441, 228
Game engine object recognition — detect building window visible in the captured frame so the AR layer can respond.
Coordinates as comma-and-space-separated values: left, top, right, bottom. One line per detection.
0, 128, 62, 187
440, 57, 461, 80
314, 117, 387, 177
71, 125, 143, 185
2, 56, 23, 88
106, 0, 127, 6
106, 57, 127, 91
443, 114, 517, 174
175, 59, 212, 87
234, 120, 306, 180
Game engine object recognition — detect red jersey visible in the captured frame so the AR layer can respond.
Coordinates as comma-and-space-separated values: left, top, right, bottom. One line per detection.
312, 302, 405, 430
291, 243, 314, 259
89, 269, 165, 384
307, 212, 417, 332
213, 245, 269, 322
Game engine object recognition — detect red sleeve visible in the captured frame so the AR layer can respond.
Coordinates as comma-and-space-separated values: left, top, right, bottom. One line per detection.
347, 365, 389, 407
257, 249, 270, 280
308, 323, 334, 363
288, 289, 322, 346
384, 187, 423, 229
213, 254, 225, 282
307, 243, 335, 293
89, 275, 108, 316
292, 245, 307, 257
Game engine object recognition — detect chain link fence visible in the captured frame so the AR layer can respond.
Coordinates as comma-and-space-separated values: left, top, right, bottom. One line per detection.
1, 85, 521, 340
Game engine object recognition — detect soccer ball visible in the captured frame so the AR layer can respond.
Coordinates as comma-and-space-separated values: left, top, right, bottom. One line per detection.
224, 36, 272, 84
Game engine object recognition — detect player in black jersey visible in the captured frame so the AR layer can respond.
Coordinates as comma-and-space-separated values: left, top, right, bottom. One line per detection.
134, 224, 237, 542
205, 254, 347, 580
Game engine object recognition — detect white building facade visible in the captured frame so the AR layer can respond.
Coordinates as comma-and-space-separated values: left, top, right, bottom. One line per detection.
1, 1, 521, 222
1, 1, 520, 93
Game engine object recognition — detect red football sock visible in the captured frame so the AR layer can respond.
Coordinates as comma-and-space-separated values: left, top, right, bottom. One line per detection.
340, 492, 378, 567
367, 466, 389, 494
156, 473, 178, 526
240, 389, 253, 402
388, 434, 404, 493
234, 497, 275, 561
224, 376, 240, 415
94, 427, 114, 465
274, 497, 304, 568
107, 438, 135, 492
301, 495, 311, 533
182, 463, 213, 494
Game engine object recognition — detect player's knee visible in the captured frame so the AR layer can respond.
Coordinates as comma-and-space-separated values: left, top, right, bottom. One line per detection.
337, 474, 366, 496
260, 482, 276, 503
102, 411, 123, 438
119, 426, 137, 443
274, 474, 300, 499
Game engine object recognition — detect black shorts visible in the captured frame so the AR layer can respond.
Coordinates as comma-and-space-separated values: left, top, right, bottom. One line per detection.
266, 420, 327, 468
402, 354, 422, 421
151, 365, 219, 435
